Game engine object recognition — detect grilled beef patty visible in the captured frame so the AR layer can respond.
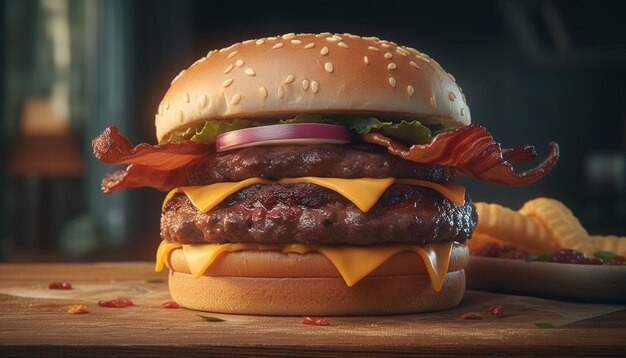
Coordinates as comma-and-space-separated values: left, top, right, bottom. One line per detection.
185, 144, 456, 185
161, 183, 477, 246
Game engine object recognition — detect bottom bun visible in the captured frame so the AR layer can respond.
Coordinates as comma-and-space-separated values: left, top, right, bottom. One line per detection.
169, 269, 465, 316
166, 244, 467, 316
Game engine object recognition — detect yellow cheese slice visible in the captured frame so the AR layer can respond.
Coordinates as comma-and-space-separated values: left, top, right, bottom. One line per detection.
154, 240, 454, 291
281, 177, 395, 212
163, 177, 465, 213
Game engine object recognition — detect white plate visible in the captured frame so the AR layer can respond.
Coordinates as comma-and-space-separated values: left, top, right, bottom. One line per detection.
465, 256, 626, 303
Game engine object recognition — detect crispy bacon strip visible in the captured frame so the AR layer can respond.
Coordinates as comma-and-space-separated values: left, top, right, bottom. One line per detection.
363, 124, 559, 186
100, 165, 193, 193
93, 126, 210, 193
94, 124, 558, 192
92, 126, 208, 170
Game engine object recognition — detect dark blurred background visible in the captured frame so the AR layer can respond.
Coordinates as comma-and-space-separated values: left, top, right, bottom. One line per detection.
1, 0, 625, 262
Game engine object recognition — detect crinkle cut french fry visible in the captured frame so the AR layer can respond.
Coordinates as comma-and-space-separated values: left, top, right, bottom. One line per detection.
519, 198, 596, 256
474, 202, 560, 253
591, 235, 626, 257
467, 233, 508, 253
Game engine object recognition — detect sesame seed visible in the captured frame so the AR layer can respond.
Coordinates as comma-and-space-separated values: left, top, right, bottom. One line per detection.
326, 37, 339, 42
368, 46, 380, 52
223, 78, 233, 87
304, 43, 316, 49
278, 85, 285, 99
320, 46, 329, 56
282, 33, 296, 39
324, 62, 334, 73
409, 61, 420, 70
384, 52, 393, 59
448, 73, 456, 82
396, 48, 409, 56
171, 69, 185, 85
291, 39, 303, 45
231, 94, 241, 105
302, 79, 310, 91
183, 92, 190, 103
199, 94, 208, 108
388, 63, 397, 70
164, 101, 169, 110
196, 56, 207, 63
390, 41, 398, 46
267, 36, 278, 41
224, 65, 234, 74
227, 51, 238, 59
157, 103, 162, 116
417, 54, 431, 63
460, 108, 466, 116
242, 39, 254, 44
311, 80, 319, 94
235, 59, 244, 67
363, 36, 380, 41
338, 42, 349, 48
284, 75, 295, 84
448, 91, 457, 101
407, 85, 414, 97
430, 96, 437, 109
461, 93, 466, 103
219, 43, 238, 53
207, 50, 216, 58
245, 68, 256, 76
406, 47, 419, 55
272, 43, 284, 49
256, 39, 265, 45
388, 77, 397, 88
348, 34, 360, 38
381, 43, 391, 48
259, 86, 268, 98
363, 56, 369, 64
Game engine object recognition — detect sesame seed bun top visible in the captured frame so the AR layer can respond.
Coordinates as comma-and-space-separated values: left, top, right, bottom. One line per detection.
155, 32, 471, 142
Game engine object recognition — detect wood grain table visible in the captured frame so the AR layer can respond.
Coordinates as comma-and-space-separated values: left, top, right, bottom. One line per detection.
0, 262, 624, 357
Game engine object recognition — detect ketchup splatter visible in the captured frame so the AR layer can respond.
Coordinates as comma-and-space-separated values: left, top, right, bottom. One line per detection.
489, 305, 505, 318
98, 296, 134, 308
48, 282, 72, 290
162, 301, 180, 309
302, 316, 330, 326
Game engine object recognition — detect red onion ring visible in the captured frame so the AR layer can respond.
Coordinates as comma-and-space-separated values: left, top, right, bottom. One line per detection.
216, 123, 352, 152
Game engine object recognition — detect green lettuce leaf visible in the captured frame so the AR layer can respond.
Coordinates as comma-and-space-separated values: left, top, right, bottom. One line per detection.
161, 114, 451, 146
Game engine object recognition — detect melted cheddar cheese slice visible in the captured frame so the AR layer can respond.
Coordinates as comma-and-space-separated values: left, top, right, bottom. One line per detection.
163, 177, 465, 213
155, 240, 454, 291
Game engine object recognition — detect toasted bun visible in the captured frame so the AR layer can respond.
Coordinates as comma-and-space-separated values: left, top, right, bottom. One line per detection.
165, 244, 468, 316
155, 33, 470, 142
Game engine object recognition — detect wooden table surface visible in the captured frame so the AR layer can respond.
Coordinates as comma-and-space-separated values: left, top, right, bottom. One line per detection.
0, 262, 624, 357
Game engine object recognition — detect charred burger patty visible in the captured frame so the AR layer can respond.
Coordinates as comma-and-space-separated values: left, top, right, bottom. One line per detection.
185, 144, 456, 185
162, 181, 478, 246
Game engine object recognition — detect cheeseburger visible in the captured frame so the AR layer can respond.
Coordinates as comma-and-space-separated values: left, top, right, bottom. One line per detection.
93, 33, 558, 315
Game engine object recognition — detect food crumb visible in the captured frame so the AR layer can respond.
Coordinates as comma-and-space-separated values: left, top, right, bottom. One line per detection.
67, 304, 89, 314
459, 312, 484, 320
302, 316, 330, 326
